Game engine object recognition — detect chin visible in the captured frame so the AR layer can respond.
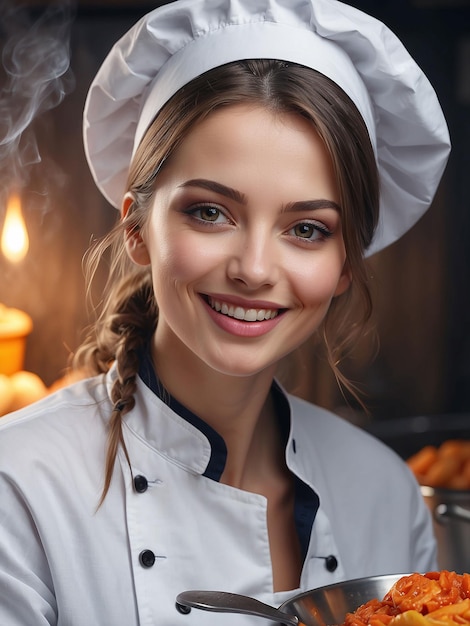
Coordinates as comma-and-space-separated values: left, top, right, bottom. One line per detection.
205, 354, 279, 379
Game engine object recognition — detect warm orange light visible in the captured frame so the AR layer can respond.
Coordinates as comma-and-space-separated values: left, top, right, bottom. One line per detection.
1, 193, 29, 263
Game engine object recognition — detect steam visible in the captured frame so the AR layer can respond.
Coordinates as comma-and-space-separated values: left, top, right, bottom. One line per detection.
0, 0, 75, 204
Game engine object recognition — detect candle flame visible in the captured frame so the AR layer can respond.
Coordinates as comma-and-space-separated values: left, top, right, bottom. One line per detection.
1, 193, 29, 263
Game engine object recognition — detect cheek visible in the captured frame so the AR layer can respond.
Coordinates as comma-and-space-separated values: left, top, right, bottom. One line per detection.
289, 258, 346, 307
149, 231, 220, 286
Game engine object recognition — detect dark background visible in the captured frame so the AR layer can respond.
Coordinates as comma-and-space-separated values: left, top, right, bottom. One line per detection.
0, 0, 469, 424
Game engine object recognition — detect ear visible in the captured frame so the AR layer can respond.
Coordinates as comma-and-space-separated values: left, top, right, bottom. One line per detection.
333, 260, 352, 297
122, 193, 151, 266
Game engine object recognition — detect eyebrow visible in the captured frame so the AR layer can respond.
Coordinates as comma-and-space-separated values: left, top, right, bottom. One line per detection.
283, 199, 342, 213
178, 179, 247, 205
178, 179, 341, 213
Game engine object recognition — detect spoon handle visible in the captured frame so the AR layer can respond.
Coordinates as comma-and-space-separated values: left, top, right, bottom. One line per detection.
176, 590, 299, 625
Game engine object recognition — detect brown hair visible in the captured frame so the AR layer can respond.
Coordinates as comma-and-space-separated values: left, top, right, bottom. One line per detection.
74, 59, 379, 503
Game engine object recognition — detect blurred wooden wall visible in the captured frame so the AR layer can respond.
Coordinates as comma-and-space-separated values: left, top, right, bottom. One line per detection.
0, 0, 469, 421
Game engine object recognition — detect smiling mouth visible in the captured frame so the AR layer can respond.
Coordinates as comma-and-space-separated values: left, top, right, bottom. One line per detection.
206, 296, 281, 322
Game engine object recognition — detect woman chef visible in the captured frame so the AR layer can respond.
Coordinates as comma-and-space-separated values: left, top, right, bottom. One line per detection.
0, 0, 450, 624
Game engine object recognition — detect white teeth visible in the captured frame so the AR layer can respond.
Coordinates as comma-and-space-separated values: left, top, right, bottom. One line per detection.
234, 307, 245, 320
208, 298, 279, 322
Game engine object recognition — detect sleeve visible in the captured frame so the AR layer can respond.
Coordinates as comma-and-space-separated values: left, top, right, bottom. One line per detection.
0, 471, 57, 625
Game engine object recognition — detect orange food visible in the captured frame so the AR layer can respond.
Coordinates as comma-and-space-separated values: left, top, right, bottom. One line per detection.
407, 441, 470, 490
391, 600, 470, 626
343, 572, 470, 626
408, 446, 439, 476
463, 459, 470, 483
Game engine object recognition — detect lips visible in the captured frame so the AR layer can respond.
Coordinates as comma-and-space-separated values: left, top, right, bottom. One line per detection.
207, 296, 280, 322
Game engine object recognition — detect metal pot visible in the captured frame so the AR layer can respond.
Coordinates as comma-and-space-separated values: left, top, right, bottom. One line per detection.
421, 485, 470, 573
176, 573, 403, 625
365, 413, 470, 573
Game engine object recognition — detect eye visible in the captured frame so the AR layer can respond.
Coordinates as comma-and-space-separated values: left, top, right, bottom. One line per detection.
187, 203, 230, 224
289, 221, 332, 241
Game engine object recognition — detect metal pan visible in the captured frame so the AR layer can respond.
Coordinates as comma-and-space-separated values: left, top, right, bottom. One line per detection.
176, 573, 404, 625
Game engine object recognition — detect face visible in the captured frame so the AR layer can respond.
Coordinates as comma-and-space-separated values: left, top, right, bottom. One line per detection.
126, 104, 350, 379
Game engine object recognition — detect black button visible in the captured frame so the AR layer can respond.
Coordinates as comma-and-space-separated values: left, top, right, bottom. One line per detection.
325, 555, 338, 572
134, 475, 149, 493
139, 549, 156, 568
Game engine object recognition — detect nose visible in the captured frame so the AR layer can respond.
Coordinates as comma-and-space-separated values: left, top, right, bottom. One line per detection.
226, 230, 279, 289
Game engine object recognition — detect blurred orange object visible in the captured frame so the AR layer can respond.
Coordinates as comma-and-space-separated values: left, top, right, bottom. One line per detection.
408, 441, 470, 490
0, 304, 32, 376
8, 370, 47, 412
0, 374, 14, 415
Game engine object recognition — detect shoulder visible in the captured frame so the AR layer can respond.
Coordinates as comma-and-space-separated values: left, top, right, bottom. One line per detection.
287, 392, 415, 487
287, 392, 380, 446
0, 374, 110, 469
0, 373, 109, 426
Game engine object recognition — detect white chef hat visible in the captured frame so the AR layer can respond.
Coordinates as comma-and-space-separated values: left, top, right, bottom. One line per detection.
83, 0, 450, 256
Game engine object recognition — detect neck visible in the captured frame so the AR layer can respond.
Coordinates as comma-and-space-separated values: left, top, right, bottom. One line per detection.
150, 336, 285, 489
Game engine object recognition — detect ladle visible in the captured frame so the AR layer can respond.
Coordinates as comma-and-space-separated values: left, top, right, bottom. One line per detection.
176, 590, 300, 625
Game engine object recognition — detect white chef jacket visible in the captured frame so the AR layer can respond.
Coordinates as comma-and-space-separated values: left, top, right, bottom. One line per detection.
0, 366, 437, 626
